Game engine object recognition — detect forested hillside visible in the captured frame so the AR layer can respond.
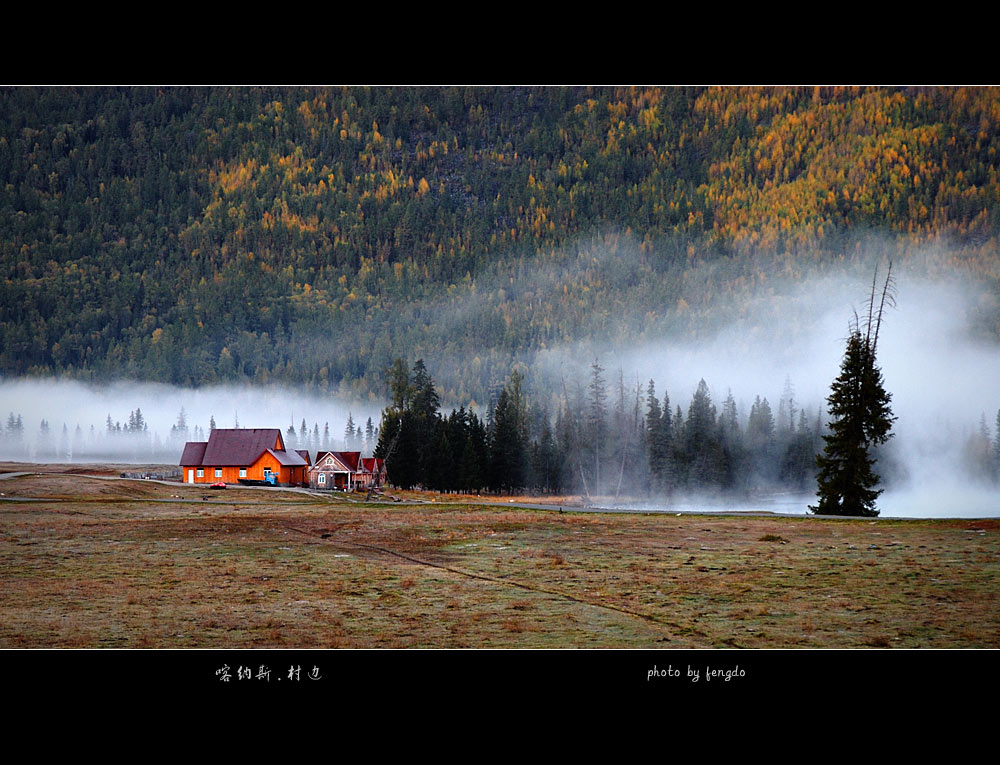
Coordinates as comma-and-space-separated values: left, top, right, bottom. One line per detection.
3, 86, 999, 403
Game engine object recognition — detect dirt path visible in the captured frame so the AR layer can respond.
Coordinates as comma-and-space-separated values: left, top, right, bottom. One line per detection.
280, 521, 688, 639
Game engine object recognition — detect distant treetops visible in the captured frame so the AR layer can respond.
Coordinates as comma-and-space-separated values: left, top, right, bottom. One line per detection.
373, 356, 825, 499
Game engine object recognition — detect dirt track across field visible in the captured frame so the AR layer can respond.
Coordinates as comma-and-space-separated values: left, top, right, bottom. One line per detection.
1, 463, 998, 649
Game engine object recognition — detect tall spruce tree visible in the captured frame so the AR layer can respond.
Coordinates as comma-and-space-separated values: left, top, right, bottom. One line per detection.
811, 264, 897, 516
489, 384, 526, 493
587, 360, 608, 492
645, 380, 665, 489
374, 358, 442, 490
685, 379, 723, 488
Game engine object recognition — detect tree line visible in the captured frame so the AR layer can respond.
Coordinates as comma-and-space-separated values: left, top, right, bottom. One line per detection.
0, 406, 377, 463
372, 358, 913, 499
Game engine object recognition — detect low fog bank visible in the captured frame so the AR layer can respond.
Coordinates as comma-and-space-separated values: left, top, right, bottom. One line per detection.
530, 262, 1000, 517
0, 378, 383, 462
602, 488, 999, 518
534, 267, 998, 419
1, 252, 997, 517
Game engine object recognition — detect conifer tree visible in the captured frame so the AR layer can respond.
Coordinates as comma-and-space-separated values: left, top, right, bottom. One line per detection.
747, 396, 777, 487
60, 423, 70, 461
811, 263, 897, 516
645, 380, 664, 488
72, 424, 84, 460
719, 390, 743, 490
489, 382, 527, 493
588, 360, 608, 491
685, 379, 723, 488
344, 413, 356, 447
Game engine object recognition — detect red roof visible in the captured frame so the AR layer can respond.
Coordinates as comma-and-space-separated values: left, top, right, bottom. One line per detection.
180, 428, 307, 467
330, 451, 362, 471
201, 428, 283, 466
179, 441, 207, 466
313, 451, 377, 473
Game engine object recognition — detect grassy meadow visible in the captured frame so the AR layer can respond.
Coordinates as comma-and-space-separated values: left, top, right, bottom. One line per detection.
1, 464, 997, 649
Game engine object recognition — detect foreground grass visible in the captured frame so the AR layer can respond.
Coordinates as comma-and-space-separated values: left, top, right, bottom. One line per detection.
1, 471, 998, 648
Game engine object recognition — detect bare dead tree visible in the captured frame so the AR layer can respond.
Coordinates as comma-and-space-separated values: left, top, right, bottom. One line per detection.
864, 263, 880, 349
367, 411, 402, 501
863, 261, 897, 352
613, 376, 643, 503
871, 260, 897, 357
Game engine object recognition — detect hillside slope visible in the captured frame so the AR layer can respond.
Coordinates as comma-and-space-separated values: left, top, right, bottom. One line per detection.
2, 86, 998, 400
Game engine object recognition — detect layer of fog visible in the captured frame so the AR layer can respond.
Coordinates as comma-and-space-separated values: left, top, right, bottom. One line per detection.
1, 245, 997, 517
528, 260, 1000, 518
0, 378, 384, 461
598, 489, 1000, 519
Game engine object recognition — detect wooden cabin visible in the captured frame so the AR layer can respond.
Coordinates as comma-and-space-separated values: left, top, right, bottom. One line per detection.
180, 428, 309, 485
308, 451, 385, 490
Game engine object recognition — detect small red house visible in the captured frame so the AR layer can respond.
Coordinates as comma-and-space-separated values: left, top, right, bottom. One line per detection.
308, 451, 385, 490
180, 428, 309, 485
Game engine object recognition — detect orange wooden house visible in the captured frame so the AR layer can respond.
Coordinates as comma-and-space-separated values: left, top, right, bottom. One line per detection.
180, 428, 309, 485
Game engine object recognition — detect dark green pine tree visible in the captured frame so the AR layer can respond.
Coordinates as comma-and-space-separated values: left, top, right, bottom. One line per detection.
645, 380, 664, 489
812, 265, 897, 517
488, 385, 526, 493
685, 379, 723, 489
811, 329, 896, 516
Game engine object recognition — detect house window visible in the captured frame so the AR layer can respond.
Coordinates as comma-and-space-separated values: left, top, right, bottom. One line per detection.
318, 473, 326, 484
239, 468, 247, 478
196, 469, 204, 478
215, 469, 222, 478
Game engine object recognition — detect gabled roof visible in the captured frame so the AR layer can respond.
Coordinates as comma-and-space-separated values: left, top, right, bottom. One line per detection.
296, 449, 311, 466
311, 451, 364, 473
266, 448, 308, 467
361, 457, 385, 473
179, 441, 208, 466
331, 451, 362, 472
200, 428, 284, 466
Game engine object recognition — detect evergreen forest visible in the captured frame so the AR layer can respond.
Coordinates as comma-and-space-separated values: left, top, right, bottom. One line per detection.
374, 358, 1000, 499
3, 86, 1000, 407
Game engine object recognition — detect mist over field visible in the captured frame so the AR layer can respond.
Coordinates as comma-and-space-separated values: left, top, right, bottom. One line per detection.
1, 254, 998, 517
0, 378, 383, 461
524, 259, 1000, 518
